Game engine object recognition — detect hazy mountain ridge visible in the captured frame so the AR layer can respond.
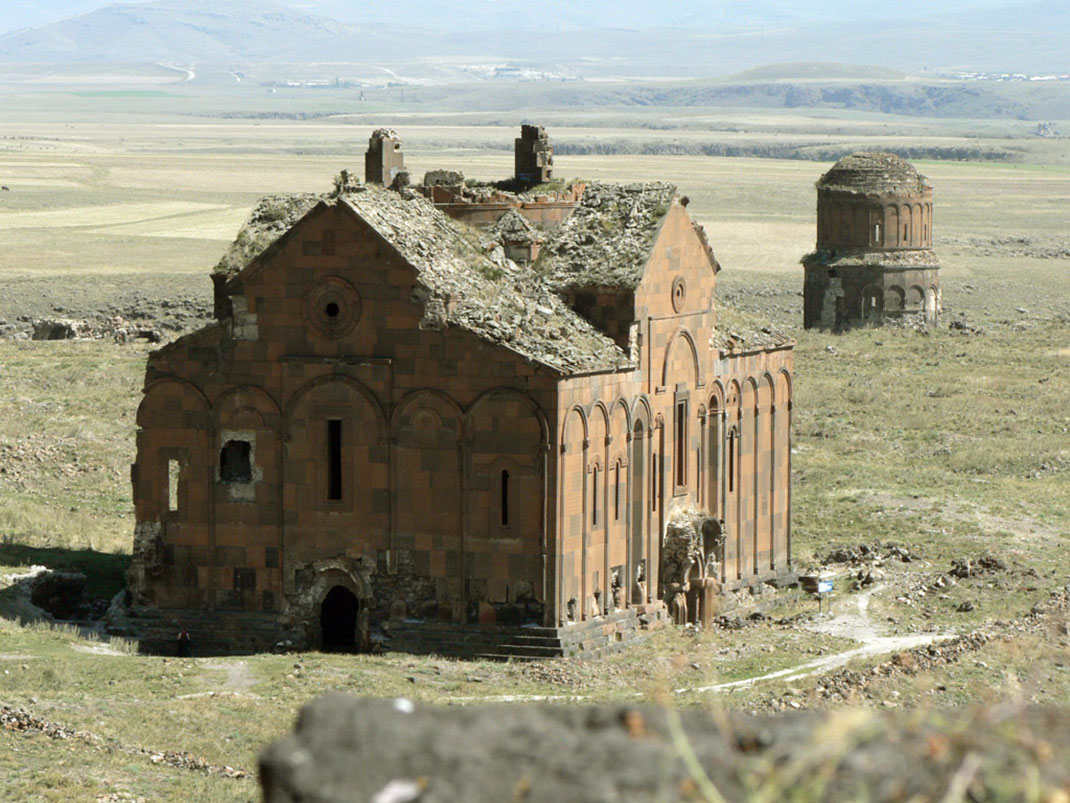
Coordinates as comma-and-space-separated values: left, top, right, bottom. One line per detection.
0, 0, 1065, 74
0, 0, 1021, 36
0, 0, 436, 63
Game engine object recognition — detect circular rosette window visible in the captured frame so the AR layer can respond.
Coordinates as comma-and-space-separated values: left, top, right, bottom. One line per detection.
671, 276, 687, 313
305, 277, 361, 339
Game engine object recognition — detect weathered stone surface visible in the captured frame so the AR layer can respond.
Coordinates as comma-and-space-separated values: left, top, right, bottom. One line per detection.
489, 207, 539, 245
817, 151, 930, 195
260, 695, 1070, 803
339, 186, 628, 375
30, 316, 162, 343
422, 169, 464, 187
537, 182, 676, 291
213, 193, 324, 276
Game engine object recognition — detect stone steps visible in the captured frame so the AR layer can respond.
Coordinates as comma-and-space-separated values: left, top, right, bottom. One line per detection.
384, 608, 650, 660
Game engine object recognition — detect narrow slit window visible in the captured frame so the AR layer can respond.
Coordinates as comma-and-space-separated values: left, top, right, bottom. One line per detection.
500, 469, 510, 526
651, 452, 658, 511
675, 400, 688, 488
873, 222, 882, 244
613, 462, 621, 521
168, 459, 180, 512
591, 466, 599, 526
728, 431, 736, 493
327, 419, 342, 501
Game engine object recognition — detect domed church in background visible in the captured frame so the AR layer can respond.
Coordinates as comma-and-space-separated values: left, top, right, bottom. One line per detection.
801, 152, 941, 330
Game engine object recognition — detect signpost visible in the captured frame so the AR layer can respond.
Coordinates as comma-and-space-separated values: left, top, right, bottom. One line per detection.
817, 580, 833, 613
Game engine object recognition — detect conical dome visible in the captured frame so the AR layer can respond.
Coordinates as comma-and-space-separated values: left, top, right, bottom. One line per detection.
817, 152, 929, 195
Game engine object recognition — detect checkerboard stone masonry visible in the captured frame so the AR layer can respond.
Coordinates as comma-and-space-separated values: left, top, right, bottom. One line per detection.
122, 128, 795, 657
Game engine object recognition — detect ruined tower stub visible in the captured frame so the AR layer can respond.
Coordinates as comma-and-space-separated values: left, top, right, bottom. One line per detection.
365, 129, 406, 186
801, 152, 940, 330
515, 124, 553, 186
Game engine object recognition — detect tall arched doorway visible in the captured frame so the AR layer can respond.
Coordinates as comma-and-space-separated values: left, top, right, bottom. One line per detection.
320, 585, 359, 652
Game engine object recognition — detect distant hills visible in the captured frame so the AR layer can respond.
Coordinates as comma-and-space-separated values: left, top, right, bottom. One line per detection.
0, 1, 428, 63
0, 0, 1066, 75
0, 0, 1023, 37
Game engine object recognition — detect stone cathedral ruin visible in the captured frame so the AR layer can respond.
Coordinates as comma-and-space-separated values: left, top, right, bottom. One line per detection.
123, 127, 797, 658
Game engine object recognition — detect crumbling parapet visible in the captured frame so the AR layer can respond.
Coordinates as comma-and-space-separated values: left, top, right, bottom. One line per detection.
365, 128, 406, 186
488, 208, 542, 265
515, 124, 553, 186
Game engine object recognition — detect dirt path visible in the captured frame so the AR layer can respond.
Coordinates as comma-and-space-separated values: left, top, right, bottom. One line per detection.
452, 586, 956, 704
681, 586, 954, 694
200, 660, 258, 693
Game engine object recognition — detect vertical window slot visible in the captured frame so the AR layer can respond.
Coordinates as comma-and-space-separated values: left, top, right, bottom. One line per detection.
327, 419, 343, 501
675, 400, 688, 488
168, 459, 180, 512
728, 431, 736, 493
500, 469, 510, 526
613, 462, 620, 521
591, 466, 599, 526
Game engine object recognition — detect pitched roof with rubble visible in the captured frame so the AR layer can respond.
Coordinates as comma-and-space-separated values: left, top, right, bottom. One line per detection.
817, 152, 930, 196
489, 208, 539, 244
214, 193, 326, 277
536, 182, 677, 292
223, 183, 630, 376
710, 303, 795, 354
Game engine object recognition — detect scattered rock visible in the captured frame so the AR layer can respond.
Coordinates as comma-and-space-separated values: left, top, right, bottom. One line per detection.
949, 554, 1007, 579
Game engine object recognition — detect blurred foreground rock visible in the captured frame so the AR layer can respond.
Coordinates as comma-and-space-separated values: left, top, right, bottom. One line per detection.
260, 694, 1070, 803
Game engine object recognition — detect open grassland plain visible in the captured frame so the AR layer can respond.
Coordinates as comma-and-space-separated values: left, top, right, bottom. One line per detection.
1, 113, 1069, 799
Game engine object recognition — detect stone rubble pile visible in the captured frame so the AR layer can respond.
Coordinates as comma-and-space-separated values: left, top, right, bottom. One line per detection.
1, 704, 248, 779
949, 554, 1007, 579
817, 541, 917, 567
0, 316, 165, 343
213, 192, 324, 276
946, 234, 1070, 260
538, 182, 677, 291
344, 186, 628, 374
808, 631, 994, 704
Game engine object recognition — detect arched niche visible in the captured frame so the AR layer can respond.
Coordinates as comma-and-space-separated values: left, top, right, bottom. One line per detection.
393, 390, 463, 552
661, 328, 700, 390
284, 376, 385, 517
466, 389, 546, 608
